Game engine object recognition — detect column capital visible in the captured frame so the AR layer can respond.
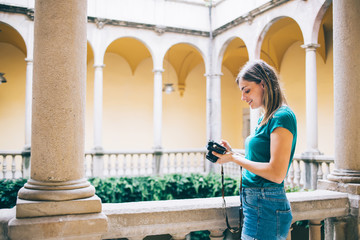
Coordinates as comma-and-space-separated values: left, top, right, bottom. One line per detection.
93, 64, 105, 68
301, 43, 320, 51
204, 72, 223, 77
153, 68, 164, 73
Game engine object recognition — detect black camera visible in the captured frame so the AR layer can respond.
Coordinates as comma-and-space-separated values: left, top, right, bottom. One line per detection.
206, 140, 227, 163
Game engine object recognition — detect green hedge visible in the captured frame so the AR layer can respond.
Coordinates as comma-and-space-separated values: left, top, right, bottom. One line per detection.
0, 173, 239, 208
0, 178, 27, 209
88, 173, 239, 203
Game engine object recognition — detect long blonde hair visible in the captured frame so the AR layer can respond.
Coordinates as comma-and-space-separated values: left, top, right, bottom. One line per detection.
236, 60, 287, 126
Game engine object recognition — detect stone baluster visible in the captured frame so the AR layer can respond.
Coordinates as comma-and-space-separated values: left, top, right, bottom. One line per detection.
309, 219, 322, 240
286, 226, 292, 240
311, 162, 319, 190
209, 229, 225, 240
171, 232, 189, 240
317, 163, 323, 181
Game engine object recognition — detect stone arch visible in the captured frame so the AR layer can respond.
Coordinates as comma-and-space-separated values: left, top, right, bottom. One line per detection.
312, 0, 332, 63
87, 40, 94, 66
217, 36, 249, 77
0, 21, 27, 55
104, 37, 154, 75
163, 42, 205, 97
312, 0, 332, 44
0, 21, 28, 150
255, 16, 304, 70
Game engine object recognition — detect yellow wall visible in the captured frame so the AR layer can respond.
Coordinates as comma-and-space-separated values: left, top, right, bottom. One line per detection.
163, 63, 207, 149
86, 53, 154, 150
0, 43, 26, 150
221, 67, 247, 149
317, 37, 334, 155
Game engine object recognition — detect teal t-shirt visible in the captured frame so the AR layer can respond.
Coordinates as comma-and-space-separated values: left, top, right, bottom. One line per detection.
243, 106, 297, 188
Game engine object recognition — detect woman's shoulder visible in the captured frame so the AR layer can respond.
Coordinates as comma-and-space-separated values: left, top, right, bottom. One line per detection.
273, 105, 296, 120
269, 106, 297, 133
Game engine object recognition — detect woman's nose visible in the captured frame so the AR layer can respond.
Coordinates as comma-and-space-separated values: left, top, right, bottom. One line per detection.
241, 93, 246, 101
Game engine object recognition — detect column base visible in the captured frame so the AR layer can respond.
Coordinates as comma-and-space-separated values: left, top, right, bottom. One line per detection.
16, 195, 102, 218
326, 169, 360, 183
8, 212, 108, 240
18, 178, 95, 201
318, 179, 360, 195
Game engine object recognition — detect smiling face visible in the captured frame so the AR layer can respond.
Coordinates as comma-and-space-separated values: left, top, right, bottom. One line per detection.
238, 78, 265, 109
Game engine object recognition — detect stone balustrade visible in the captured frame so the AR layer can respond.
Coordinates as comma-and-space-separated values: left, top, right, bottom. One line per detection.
1, 149, 334, 191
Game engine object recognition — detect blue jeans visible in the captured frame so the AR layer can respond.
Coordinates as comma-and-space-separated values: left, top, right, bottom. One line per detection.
241, 187, 292, 240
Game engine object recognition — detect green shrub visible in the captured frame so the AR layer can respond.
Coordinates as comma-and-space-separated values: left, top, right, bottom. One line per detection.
88, 173, 240, 203
0, 178, 27, 209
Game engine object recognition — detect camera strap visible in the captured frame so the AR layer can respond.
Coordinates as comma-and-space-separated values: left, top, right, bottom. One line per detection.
221, 165, 243, 234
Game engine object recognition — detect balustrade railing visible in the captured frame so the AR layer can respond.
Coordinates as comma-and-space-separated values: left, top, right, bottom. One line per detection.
286, 154, 334, 190
0, 150, 25, 179
1, 148, 334, 190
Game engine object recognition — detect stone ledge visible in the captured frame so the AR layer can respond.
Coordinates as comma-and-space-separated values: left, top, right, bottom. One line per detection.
8, 212, 108, 240
287, 190, 349, 222
103, 196, 240, 239
0, 208, 15, 240
102, 190, 349, 239
16, 195, 102, 218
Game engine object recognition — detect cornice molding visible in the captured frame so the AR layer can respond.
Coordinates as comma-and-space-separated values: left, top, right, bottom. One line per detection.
212, 0, 290, 37
0, 0, 290, 38
87, 16, 209, 37
0, 4, 34, 20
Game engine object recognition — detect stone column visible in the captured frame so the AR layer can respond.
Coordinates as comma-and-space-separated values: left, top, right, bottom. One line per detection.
14, 0, 104, 217
205, 73, 222, 142
301, 43, 321, 156
153, 69, 164, 174
301, 43, 321, 190
318, 0, 360, 239
322, 0, 360, 185
92, 64, 105, 177
22, 58, 33, 178
24, 58, 33, 149
9, 1, 108, 238
205, 73, 222, 173
94, 64, 104, 150
250, 108, 261, 134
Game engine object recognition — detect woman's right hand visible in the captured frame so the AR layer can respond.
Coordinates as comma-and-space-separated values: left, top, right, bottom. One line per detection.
220, 139, 232, 152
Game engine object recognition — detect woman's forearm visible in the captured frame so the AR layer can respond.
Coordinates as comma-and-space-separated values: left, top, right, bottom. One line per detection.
231, 154, 287, 184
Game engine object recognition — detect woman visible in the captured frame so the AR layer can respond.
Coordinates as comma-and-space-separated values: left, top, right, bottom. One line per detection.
212, 60, 297, 240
